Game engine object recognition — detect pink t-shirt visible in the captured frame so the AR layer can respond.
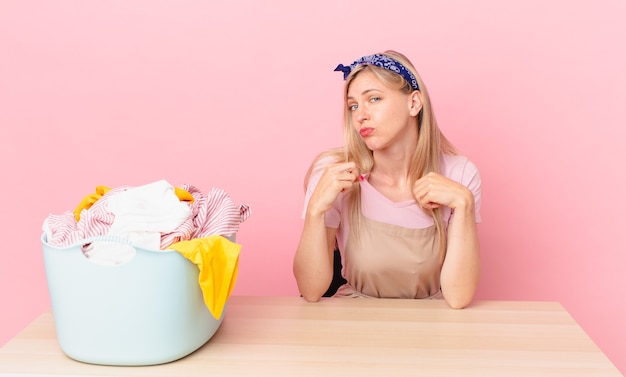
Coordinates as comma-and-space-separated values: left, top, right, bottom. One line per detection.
303, 153, 482, 254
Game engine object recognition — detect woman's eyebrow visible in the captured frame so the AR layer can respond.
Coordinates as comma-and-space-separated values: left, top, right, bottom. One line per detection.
347, 88, 381, 100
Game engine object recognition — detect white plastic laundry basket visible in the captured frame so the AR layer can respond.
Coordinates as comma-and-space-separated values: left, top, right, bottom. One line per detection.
41, 233, 230, 366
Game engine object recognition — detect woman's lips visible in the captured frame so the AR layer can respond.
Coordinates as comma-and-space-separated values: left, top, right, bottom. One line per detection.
359, 127, 374, 137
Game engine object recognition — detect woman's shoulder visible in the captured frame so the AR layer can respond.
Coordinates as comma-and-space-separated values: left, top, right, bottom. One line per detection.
313, 154, 341, 169
440, 153, 480, 183
310, 148, 344, 171
304, 149, 344, 191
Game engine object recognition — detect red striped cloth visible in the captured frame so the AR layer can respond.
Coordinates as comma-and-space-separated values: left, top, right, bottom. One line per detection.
160, 184, 250, 249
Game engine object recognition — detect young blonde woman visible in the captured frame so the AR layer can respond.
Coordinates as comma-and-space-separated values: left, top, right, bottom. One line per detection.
293, 51, 482, 308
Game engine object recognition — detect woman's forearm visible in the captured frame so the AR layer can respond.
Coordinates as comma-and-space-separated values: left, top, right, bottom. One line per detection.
439, 202, 480, 309
293, 211, 335, 301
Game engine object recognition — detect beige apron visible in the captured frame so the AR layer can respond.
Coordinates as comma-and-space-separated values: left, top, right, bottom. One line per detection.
335, 216, 444, 299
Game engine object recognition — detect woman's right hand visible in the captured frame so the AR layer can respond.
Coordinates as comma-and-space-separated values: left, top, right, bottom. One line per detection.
307, 162, 359, 216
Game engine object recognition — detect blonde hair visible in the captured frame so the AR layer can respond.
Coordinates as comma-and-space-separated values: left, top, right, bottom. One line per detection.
305, 50, 456, 263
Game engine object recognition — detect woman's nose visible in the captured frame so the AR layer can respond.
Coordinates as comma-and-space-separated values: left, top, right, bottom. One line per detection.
355, 106, 369, 122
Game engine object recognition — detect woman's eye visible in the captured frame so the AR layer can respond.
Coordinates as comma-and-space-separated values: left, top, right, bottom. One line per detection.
348, 104, 358, 111
370, 96, 380, 103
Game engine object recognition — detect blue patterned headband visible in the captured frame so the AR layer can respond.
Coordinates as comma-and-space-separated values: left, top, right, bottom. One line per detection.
334, 54, 420, 91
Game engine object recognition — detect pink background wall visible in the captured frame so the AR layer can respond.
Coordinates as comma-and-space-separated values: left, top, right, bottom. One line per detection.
1, 0, 625, 372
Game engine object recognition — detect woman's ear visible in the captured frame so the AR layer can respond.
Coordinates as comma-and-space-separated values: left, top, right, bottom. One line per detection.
408, 90, 422, 117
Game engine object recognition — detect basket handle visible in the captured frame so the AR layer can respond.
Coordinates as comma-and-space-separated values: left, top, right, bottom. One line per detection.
74, 235, 135, 247
76, 235, 139, 266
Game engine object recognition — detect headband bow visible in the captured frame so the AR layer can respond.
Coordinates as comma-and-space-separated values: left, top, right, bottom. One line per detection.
334, 54, 420, 91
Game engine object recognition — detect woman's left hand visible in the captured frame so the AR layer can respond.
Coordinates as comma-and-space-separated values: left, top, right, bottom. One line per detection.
412, 172, 473, 211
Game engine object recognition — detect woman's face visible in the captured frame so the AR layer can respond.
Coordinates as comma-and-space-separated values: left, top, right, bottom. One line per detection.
346, 70, 420, 152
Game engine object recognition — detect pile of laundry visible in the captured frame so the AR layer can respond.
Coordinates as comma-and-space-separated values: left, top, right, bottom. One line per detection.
42, 179, 251, 319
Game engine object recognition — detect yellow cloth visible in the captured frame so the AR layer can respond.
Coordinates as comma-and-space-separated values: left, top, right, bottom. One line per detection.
168, 236, 241, 319
73, 185, 195, 221
73, 186, 112, 221
174, 187, 195, 203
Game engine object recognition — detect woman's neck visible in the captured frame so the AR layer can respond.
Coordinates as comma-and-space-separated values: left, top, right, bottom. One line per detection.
370, 148, 414, 193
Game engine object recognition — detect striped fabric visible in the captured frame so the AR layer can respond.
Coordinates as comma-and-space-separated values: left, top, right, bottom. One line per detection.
44, 185, 129, 247
160, 184, 250, 249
